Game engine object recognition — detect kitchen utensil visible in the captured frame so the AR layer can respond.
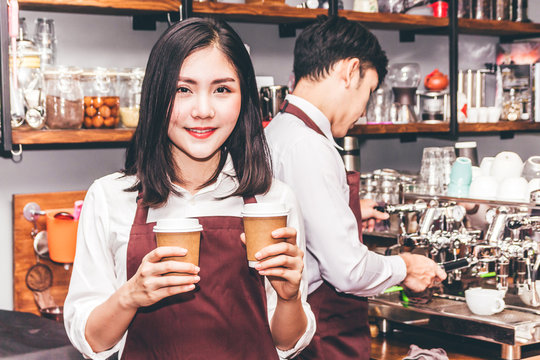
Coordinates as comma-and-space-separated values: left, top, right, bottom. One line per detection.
387, 63, 421, 123
32, 230, 49, 258
25, 263, 57, 310
260, 85, 288, 121
454, 141, 478, 166
336, 136, 360, 172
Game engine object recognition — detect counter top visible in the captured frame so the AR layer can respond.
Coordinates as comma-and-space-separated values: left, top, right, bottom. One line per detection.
370, 325, 540, 359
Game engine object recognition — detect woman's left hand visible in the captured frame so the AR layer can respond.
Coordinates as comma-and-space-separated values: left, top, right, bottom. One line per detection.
241, 227, 304, 302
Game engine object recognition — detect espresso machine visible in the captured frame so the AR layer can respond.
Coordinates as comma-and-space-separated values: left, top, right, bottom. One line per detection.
387, 63, 421, 123
363, 182, 540, 360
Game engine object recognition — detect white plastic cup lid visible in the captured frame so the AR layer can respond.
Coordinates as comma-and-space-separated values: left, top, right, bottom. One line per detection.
241, 203, 288, 217
153, 218, 203, 232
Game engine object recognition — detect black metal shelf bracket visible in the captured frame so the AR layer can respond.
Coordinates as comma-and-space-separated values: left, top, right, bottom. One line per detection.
0, 0, 12, 153
448, 0, 458, 138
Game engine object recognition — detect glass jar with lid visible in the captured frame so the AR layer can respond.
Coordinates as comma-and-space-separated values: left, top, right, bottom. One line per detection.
43, 66, 84, 129
81, 67, 120, 128
118, 67, 144, 128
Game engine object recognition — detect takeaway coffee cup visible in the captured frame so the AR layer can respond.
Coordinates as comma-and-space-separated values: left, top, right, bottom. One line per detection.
242, 203, 288, 267
465, 288, 505, 316
153, 218, 202, 275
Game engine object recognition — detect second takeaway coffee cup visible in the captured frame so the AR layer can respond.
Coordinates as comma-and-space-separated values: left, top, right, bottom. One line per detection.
153, 218, 203, 275
242, 203, 288, 267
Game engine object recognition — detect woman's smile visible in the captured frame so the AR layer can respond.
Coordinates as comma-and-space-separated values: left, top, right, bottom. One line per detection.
185, 127, 217, 139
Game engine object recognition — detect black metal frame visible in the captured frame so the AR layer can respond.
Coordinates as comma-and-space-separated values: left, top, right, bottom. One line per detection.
448, 0, 458, 138
0, 0, 12, 152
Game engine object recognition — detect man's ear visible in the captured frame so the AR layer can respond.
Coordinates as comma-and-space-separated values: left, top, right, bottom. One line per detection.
343, 58, 360, 88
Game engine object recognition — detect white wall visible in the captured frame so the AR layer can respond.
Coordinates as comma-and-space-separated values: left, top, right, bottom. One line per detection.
1, 6, 539, 310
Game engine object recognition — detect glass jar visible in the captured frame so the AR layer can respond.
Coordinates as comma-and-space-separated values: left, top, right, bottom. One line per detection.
494, 0, 511, 21
118, 67, 144, 128
81, 67, 120, 129
43, 66, 84, 129
474, 0, 491, 19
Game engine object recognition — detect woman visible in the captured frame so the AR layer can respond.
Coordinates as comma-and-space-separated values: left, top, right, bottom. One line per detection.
64, 18, 315, 359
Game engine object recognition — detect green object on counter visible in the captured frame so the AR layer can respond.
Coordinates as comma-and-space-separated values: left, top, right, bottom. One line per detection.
383, 285, 403, 293
479, 272, 496, 278
400, 291, 410, 307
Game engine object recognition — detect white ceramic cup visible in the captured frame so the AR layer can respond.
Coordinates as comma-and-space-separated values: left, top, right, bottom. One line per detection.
467, 107, 478, 123
497, 177, 529, 202
487, 106, 501, 123
490, 151, 524, 182
477, 107, 489, 123
523, 156, 540, 181
479, 157, 495, 176
529, 178, 540, 203
469, 175, 498, 200
465, 288, 505, 316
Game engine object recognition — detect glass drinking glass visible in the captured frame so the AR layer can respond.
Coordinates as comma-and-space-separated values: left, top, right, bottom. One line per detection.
419, 147, 444, 195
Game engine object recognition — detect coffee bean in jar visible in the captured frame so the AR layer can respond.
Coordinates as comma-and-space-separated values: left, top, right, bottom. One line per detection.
83, 96, 120, 129
43, 66, 84, 129
81, 67, 119, 129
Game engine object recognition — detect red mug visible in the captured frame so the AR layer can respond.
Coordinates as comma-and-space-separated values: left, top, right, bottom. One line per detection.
429, 1, 448, 18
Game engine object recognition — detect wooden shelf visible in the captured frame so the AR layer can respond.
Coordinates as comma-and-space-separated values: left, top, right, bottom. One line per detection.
192, 2, 326, 23
19, 0, 179, 14
348, 123, 449, 135
193, 3, 540, 36
458, 121, 540, 133
340, 10, 447, 31
12, 127, 134, 145
458, 18, 540, 37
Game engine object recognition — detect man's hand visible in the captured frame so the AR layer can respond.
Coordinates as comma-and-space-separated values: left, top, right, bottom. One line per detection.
399, 252, 447, 293
360, 198, 389, 231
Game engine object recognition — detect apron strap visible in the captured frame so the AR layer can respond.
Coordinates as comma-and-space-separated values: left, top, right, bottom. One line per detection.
280, 100, 326, 137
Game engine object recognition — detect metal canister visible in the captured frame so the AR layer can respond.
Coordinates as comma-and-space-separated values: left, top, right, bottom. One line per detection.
260, 85, 289, 121
336, 136, 360, 172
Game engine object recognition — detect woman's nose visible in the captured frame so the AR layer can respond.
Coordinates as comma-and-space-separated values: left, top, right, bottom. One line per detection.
191, 94, 215, 119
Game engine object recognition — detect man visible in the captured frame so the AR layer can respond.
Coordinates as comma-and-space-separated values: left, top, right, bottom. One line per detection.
265, 16, 447, 359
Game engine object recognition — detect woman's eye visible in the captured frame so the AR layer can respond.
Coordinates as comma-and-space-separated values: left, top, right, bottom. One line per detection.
215, 86, 230, 94
177, 86, 190, 93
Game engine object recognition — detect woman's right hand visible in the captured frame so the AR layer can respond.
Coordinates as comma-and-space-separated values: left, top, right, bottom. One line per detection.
122, 246, 200, 309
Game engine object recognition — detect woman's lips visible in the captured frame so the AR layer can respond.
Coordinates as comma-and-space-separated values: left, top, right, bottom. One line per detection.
185, 127, 216, 139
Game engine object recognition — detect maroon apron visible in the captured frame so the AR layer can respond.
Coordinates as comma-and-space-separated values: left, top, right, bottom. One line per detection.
121, 195, 279, 360
280, 101, 370, 360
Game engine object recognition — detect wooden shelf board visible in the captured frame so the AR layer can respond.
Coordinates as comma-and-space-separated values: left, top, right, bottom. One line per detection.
348, 123, 449, 135
458, 122, 540, 133
192, 2, 326, 23
458, 18, 540, 37
19, 0, 179, 14
340, 10, 448, 31
12, 127, 135, 145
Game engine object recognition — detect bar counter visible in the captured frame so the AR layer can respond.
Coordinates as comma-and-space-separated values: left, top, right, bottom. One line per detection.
370, 325, 540, 360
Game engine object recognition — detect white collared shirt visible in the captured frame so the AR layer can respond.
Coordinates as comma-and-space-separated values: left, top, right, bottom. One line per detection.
265, 94, 407, 296
63, 155, 315, 360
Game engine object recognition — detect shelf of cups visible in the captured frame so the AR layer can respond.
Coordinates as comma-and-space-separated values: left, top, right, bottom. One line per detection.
12, 126, 135, 145
348, 123, 450, 135
458, 122, 540, 133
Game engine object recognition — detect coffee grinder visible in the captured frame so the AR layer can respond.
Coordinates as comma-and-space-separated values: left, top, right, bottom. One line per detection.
387, 63, 421, 123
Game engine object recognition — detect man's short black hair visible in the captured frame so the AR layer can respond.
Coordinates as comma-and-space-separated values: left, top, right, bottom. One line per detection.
293, 15, 388, 86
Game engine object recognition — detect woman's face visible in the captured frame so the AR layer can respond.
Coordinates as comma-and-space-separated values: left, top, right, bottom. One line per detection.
168, 45, 242, 168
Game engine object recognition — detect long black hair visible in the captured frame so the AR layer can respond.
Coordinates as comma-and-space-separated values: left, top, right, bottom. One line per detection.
294, 15, 388, 86
124, 18, 272, 207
